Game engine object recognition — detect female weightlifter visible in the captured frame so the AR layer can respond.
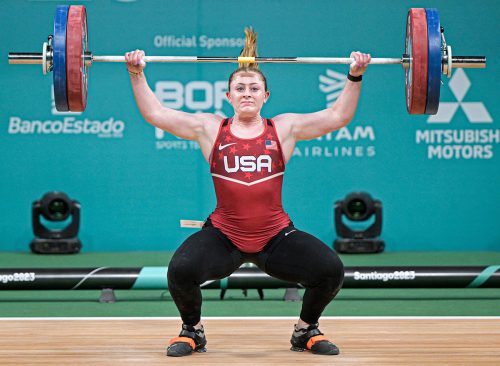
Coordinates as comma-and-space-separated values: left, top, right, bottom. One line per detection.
125, 29, 370, 357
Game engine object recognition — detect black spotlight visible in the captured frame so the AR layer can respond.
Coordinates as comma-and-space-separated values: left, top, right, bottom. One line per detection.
333, 192, 384, 254
31, 192, 81, 254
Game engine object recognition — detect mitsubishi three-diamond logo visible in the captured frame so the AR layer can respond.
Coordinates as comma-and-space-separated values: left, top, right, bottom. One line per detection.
427, 69, 492, 124
417, 69, 498, 160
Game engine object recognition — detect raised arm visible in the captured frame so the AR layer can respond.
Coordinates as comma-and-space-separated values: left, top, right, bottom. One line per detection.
125, 50, 220, 149
274, 51, 370, 159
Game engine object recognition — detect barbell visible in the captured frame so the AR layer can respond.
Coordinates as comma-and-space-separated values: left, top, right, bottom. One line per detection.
8, 5, 486, 114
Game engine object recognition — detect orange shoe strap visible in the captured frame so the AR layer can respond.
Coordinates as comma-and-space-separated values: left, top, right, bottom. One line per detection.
307, 335, 329, 350
168, 336, 196, 350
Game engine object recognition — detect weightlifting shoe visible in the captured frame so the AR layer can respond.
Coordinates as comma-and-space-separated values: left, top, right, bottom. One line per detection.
290, 323, 339, 355
166, 324, 207, 357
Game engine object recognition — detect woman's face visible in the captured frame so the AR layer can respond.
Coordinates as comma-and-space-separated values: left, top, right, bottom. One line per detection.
226, 71, 269, 117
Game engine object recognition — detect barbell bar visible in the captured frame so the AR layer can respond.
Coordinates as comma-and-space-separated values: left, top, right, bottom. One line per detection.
9, 53, 486, 66
8, 5, 486, 114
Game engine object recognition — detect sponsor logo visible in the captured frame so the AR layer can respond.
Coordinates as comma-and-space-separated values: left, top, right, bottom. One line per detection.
417, 70, 497, 159
7, 88, 125, 138
319, 69, 346, 108
292, 68, 376, 159
427, 69, 492, 124
284, 230, 297, 236
8, 116, 124, 137
219, 142, 237, 151
155, 81, 228, 112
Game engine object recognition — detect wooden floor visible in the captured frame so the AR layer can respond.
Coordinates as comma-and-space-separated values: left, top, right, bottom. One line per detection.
0, 318, 499, 365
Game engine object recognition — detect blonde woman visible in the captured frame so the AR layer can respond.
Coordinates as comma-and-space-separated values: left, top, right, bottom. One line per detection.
125, 29, 370, 357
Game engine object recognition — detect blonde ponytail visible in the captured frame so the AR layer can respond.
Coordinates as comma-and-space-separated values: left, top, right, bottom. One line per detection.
228, 27, 268, 91
238, 27, 259, 69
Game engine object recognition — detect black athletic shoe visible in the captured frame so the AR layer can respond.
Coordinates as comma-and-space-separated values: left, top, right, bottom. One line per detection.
166, 324, 207, 357
290, 323, 339, 355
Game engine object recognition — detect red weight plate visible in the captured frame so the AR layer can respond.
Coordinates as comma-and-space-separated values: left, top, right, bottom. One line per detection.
66, 5, 88, 112
405, 8, 428, 114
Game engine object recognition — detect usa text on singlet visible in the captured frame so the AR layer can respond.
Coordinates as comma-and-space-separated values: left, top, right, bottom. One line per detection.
208, 118, 290, 253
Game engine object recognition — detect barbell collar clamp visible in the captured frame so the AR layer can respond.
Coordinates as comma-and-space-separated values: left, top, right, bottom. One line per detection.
84, 51, 92, 67
445, 45, 452, 78
401, 54, 410, 70
42, 36, 53, 74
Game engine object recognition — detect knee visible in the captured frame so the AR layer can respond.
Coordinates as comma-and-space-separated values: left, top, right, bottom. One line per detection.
319, 255, 345, 294
167, 255, 200, 287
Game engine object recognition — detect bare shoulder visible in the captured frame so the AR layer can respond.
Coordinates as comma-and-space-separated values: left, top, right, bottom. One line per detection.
272, 112, 297, 129
202, 113, 224, 129
272, 112, 299, 123
196, 113, 224, 140
270, 113, 299, 147
195, 112, 222, 125
272, 113, 299, 138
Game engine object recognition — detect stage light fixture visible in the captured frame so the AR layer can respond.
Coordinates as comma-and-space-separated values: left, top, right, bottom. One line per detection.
333, 192, 384, 254
31, 191, 81, 254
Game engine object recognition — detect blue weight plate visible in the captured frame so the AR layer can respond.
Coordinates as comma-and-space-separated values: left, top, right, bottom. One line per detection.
53, 5, 69, 111
425, 8, 441, 115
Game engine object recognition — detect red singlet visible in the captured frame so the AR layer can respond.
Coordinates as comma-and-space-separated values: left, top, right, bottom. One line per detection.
208, 118, 291, 253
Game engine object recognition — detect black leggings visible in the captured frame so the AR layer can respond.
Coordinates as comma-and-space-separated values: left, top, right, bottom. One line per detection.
167, 221, 344, 326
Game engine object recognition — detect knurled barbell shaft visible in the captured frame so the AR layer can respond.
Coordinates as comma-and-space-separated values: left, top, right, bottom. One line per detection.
7, 52, 487, 68
7, 53, 403, 64
93, 56, 404, 64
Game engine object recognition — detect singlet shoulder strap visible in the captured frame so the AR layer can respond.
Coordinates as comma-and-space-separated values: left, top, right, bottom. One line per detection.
210, 118, 229, 164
